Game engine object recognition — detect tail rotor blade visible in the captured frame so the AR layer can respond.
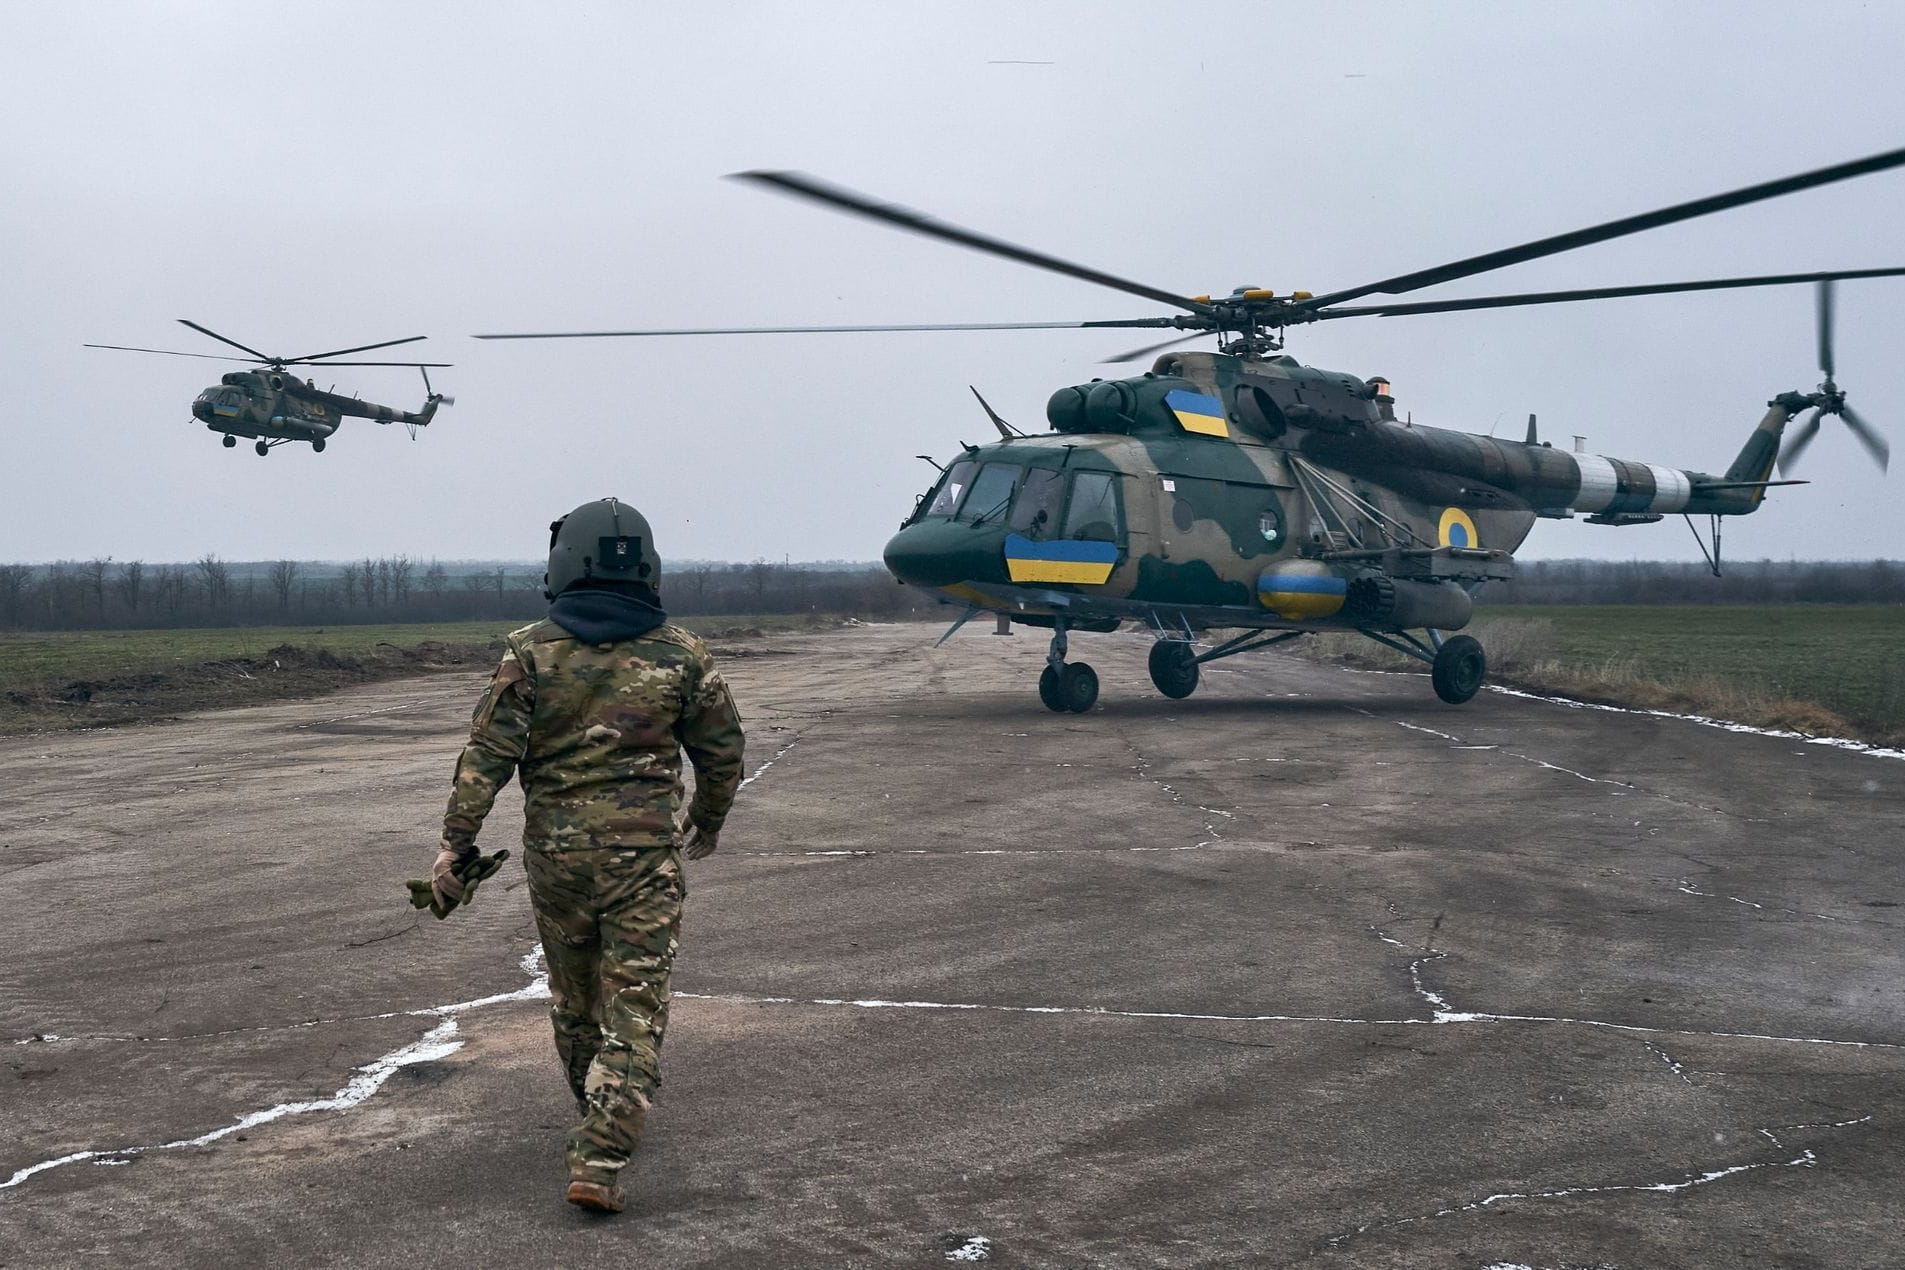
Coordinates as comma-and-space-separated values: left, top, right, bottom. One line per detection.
1839, 402, 1891, 470
1780, 407, 1824, 473
1817, 279, 1836, 381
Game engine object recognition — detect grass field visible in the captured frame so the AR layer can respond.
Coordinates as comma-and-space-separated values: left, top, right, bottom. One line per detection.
5, 607, 1901, 745
0, 614, 840, 736
1311, 603, 1905, 746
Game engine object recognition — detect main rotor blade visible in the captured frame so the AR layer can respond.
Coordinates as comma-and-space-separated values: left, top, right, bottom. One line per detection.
298, 360, 455, 368
285, 335, 429, 363
1817, 279, 1836, 381
732, 170, 1216, 316
85, 343, 249, 362
1779, 407, 1825, 473
475, 318, 1181, 339
1309, 266, 1905, 320
179, 319, 274, 361
1839, 402, 1890, 470
1302, 146, 1905, 309
1102, 331, 1209, 364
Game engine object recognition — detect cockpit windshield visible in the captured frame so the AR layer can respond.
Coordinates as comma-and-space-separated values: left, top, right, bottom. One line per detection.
924, 460, 977, 517
921, 460, 1021, 522
961, 464, 1019, 524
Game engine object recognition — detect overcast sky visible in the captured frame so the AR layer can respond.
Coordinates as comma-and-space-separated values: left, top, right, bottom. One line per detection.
4, 1, 1902, 568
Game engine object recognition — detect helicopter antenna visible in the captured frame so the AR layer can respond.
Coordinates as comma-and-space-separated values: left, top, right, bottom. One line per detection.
969, 386, 1024, 439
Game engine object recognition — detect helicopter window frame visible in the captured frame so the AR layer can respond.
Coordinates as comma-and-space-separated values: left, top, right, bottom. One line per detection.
958, 462, 1021, 525
1061, 470, 1123, 543
923, 459, 978, 519
1008, 467, 1067, 536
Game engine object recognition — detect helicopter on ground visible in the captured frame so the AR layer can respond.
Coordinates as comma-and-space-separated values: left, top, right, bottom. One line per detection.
87, 321, 452, 455
477, 149, 1903, 712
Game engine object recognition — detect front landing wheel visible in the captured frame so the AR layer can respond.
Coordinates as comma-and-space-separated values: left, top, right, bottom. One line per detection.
221, 434, 237, 448
1038, 665, 1066, 712
1059, 662, 1099, 713
1431, 635, 1487, 705
1147, 641, 1200, 699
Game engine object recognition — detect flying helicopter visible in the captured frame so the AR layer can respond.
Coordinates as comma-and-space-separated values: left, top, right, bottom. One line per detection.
86, 321, 453, 455
477, 148, 1904, 712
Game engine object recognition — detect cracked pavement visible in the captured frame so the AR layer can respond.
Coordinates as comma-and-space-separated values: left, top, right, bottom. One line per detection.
1, 623, 1901, 1268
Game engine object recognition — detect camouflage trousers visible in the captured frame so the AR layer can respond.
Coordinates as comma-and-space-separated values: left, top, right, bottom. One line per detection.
523, 841, 685, 1182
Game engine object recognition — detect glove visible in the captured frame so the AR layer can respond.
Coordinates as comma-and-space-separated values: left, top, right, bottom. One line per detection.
673, 812, 720, 860
405, 847, 511, 920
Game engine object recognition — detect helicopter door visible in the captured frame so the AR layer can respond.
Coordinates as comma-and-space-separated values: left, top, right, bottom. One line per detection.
1060, 471, 1124, 544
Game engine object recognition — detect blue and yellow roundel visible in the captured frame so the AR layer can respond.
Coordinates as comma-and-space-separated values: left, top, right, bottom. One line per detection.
1438, 507, 1479, 548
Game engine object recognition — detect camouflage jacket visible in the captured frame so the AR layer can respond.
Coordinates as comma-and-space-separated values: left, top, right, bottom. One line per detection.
442, 619, 745, 852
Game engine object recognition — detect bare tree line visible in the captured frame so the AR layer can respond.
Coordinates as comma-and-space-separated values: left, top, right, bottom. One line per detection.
6, 554, 1896, 633
1484, 558, 1905, 606
0, 556, 938, 631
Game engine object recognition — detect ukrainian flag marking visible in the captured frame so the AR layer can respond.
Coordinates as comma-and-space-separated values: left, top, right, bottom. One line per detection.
1165, 389, 1228, 438
1003, 533, 1118, 585
1438, 507, 1479, 548
1256, 569, 1348, 620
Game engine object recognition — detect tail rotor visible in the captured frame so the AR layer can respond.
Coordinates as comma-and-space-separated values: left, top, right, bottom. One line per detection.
1780, 280, 1890, 473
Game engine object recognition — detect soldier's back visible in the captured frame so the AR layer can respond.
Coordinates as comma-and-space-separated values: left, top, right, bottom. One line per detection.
510, 619, 716, 847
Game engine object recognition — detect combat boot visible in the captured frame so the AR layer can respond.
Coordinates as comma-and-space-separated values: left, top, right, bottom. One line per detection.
565, 1177, 624, 1213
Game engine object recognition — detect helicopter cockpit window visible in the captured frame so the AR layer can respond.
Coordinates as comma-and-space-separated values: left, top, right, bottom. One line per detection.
1062, 471, 1122, 542
960, 463, 1020, 524
1008, 468, 1066, 536
925, 460, 977, 518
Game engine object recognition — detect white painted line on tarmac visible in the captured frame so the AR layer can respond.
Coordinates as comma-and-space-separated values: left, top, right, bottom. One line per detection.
1327, 1115, 1875, 1249
1484, 684, 1905, 762
672, 989, 1904, 1052
2, 949, 550, 1195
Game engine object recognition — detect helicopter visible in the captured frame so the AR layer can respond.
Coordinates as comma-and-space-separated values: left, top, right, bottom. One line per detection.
86, 321, 453, 455
477, 148, 1904, 712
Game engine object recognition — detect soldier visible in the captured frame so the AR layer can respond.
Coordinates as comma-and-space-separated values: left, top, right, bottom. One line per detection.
431, 497, 744, 1214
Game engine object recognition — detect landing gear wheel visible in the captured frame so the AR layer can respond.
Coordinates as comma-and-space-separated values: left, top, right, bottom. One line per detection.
1038, 665, 1066, 713
255, 440, 269, 456
311, 438, 326, 453
1148, 641, 1200, 699
221, 435, 236, 448
1059, 662, 1099, 713
1431, 635, 1487, 705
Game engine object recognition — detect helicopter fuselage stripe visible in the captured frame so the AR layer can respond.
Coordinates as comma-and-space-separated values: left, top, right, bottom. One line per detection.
1570, 454, 1620, 512
1646, 464, 1692, 512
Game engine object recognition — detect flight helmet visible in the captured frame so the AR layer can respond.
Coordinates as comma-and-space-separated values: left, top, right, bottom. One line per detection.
544, 497, 661, 599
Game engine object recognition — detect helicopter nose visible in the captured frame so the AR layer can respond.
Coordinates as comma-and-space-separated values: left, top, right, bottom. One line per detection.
192, 399, 213, 423
882, 521, 1006, 589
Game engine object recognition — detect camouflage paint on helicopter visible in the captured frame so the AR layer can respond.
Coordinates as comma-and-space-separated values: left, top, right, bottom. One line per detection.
884, 349, 1788, 639
190, 368, 445, 451
88, 321, 451, 456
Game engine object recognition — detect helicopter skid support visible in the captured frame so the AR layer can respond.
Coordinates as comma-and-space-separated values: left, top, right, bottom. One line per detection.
1192, 628, 1307, 666
1359, 628, 1440, 666
1684, 512, 1725, 578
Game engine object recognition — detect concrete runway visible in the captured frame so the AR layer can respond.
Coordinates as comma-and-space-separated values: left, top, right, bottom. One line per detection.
3, 623, 1901, 1268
